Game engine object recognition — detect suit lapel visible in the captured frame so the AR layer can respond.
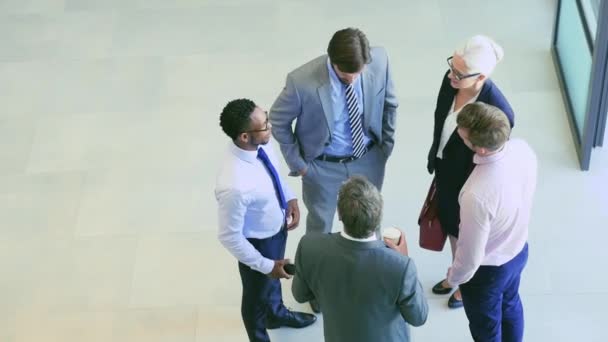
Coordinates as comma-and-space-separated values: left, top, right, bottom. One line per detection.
477, 78, 493, 102
317, 82, 335, 134
316, 59, 336, 135
361, 70, 375, 129
435, 75, 457, 141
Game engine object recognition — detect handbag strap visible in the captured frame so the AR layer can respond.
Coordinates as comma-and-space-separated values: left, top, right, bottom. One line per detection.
420, 178, 437, 217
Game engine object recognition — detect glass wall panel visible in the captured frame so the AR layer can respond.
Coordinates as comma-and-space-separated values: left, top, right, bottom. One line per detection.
581, 0, 601, 41
555, 0, 593, 140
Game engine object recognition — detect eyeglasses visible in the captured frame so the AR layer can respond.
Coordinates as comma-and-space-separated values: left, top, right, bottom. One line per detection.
447, 56, 480, 81
245, 120, 270, 133
244, 113, 271, 133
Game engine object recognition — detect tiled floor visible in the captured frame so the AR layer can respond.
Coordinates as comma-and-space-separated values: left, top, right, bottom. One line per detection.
1, 0, 607, 341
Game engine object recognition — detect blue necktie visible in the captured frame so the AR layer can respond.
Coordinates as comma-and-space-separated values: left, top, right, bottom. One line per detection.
257, 148, 288, 210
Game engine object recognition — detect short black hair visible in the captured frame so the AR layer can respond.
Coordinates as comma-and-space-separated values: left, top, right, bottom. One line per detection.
327, 28, 371, 73
219, 99, 256, 140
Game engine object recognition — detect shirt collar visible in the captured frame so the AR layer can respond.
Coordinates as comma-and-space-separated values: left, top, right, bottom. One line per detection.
230, 142, 259, 164
326, 57, 361, 91
340, 230, 377, 242
473, 141, 509, 165
327, 57, 339, 83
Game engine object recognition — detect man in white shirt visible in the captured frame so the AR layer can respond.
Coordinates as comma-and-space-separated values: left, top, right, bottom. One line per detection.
447, 102, 537, 342
215, 99, 316, 342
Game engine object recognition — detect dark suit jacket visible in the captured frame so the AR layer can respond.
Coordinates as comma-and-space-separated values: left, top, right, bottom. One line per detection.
292, 233, 428, 342
426, 71, 515, 236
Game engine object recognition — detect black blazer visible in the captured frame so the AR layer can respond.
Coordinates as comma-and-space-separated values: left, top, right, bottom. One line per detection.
427, 70, 515, 176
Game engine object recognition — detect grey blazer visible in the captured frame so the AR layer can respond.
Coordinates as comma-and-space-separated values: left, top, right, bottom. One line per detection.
270, 47, 398, 175
292, 233, 428, 342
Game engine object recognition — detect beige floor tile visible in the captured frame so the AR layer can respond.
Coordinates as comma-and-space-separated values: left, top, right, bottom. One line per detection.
0, 309, 16, 342
0, 58, 165, 119
0, 172, 84, 238
25, 236, 137, 311
129, 232, 242, 308
0, 118, 35, 175
64, 0, 137, 12
0, 12, 115, 62
0, 237, 50, 311
196, 306, 249, 342
13, 309, 116, 342
114, 307, 198, 342
0, 0, 65, 14
26, 114, 102, 173
75, 168, 206, 236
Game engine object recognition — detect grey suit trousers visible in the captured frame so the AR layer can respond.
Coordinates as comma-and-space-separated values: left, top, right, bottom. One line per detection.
302, 145, 387, 234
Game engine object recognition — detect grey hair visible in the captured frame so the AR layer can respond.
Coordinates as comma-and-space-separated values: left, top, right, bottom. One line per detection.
337, 176, 383, 239
455, 35, 504, 76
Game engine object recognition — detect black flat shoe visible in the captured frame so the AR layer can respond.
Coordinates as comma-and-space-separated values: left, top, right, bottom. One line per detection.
448, 292, 464, 309
432, 279, 453, 295
266, 310, 317, 329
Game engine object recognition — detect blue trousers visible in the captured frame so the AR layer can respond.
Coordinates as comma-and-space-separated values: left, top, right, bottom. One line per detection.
238, 228, 288, 342
460, 243, 529, 342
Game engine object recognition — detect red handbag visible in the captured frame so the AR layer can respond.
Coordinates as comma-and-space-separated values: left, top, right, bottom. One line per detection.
418, 178, 447, 251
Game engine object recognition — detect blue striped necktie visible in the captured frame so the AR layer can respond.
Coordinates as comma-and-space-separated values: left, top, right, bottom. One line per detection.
345, 83, 366, 158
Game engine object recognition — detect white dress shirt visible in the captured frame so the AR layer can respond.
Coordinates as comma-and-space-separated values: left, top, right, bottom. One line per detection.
436, 94, 479, 159
447, 139, 537, 287
215, 141, 296, 275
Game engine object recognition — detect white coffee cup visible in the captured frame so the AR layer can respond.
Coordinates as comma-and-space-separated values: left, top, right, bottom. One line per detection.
382, 227, 401, 244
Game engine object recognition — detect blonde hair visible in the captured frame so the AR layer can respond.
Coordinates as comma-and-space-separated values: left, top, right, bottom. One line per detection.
457, 102, 511, 151
455, 35, 504, 76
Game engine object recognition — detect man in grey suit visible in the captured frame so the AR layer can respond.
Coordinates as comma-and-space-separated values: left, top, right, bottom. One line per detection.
270, 27, 398, 237
292, 176, 428, 342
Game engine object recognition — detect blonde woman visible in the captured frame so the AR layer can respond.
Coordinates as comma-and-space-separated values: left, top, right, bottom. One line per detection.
426, 35, 514, 308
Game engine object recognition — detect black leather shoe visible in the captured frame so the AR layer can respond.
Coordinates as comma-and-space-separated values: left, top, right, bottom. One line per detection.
309, 299, 321, 313
448, 292, 464, 309
266, 311, 317, 329
432, 279, 453, 295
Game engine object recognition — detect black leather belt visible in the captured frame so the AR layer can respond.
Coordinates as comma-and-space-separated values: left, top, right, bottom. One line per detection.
316, 141, 375, 163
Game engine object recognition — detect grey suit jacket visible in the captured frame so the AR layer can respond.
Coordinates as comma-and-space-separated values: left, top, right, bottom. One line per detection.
270, 47, 398, 175
292, 233, 428, 342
